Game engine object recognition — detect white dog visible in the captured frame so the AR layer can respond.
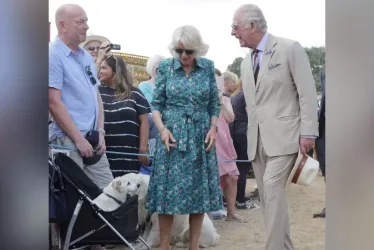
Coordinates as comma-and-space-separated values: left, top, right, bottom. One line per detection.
126, 173, 219, 249
92, 175, 140, 212
124, 173, 150, 226
145, 213, 219, 248
178, 213, 220, 248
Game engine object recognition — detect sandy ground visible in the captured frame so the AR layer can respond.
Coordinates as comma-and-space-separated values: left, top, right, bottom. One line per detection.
205, 176, 326, 250
113, 174, 325, 250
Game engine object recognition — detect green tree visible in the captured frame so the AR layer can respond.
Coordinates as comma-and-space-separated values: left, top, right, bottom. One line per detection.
304, 46, 325, 93
226, 46, 325, 93
227, 57, 244, 77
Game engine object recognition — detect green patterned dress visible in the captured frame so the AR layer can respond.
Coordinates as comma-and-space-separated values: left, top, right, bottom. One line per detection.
146, 57, 223, 214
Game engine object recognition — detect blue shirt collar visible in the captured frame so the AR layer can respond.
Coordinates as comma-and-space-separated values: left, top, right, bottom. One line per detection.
54, 36, 85, 57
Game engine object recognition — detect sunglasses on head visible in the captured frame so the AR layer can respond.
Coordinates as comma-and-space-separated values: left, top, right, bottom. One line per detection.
175, 48, 195, 55
85, 65, 97, 85
86, 46, 100, 51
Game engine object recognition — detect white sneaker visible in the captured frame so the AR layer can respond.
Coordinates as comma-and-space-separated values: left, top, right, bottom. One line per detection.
211, 210, 227, 219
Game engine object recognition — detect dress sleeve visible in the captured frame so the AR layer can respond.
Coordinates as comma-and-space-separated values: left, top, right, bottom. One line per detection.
134, 88, 150, 116
207, 61, 221, 117
150, 60, 167, 113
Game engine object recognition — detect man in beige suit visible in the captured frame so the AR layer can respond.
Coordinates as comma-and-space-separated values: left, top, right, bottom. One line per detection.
231, 4, 319, 250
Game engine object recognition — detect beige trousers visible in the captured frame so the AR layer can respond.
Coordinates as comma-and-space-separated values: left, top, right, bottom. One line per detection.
252, 132, 297, 250
50, 135, 114, 190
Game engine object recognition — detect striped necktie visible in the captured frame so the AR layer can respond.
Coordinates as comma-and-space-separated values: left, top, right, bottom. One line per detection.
252, 49, 260, 83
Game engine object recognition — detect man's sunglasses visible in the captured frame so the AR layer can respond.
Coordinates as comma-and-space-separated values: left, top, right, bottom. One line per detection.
175, 48, 195, 55
86, 46, 100, 51
85, 65, 97, 85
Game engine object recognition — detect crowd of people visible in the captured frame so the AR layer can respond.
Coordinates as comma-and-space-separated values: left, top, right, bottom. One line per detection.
49, 2, 325, 250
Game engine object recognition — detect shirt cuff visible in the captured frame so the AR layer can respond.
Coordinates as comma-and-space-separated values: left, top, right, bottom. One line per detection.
301, 135, 317, 139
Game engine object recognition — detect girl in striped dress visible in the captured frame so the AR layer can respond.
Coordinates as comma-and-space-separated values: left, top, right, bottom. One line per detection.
98, 55, 150, 177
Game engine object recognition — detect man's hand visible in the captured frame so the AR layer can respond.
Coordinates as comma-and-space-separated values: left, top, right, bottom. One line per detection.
96, 132, 106, 155
138, 148, 149, 166
299, 137, 315, 156
75, 138, 94, 158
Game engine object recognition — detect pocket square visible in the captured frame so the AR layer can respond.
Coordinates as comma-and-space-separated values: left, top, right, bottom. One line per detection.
268, 63, 281, 69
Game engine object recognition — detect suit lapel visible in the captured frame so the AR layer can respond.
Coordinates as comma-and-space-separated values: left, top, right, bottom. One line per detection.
256, 34, 277, 90
243, 52, 255, 88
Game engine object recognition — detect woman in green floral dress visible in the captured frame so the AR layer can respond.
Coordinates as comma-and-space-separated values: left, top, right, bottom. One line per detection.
146, 25, 223, 250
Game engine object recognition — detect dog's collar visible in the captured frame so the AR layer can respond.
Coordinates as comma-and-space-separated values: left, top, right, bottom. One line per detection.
146, 213, 152, 223
104, 193, 123, 206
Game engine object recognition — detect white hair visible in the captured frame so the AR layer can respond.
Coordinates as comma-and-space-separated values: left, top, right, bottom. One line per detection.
237, 4, 268, 33
223, 71, 239, 85
168, 25, 209, 57
146, 54, 165, 76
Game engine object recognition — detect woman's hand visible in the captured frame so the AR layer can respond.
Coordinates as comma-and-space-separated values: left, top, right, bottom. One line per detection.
97, 41, 111, 62
160, 127, 177, 153
205, 126, 217, 152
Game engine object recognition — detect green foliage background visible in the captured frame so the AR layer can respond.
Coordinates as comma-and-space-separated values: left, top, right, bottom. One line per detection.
226, 46, 325, 94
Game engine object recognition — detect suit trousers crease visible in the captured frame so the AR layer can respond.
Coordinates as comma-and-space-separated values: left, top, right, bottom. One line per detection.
252, 130, 297, 250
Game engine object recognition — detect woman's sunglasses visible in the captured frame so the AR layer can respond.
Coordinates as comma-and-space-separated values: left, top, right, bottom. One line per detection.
175, 48, 195, 55
86, 46, 100, 51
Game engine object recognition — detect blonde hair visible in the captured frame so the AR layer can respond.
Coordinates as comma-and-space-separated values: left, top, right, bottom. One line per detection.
231, 79, 243, 96
168, 25, 209, 57
223, 71, 239, 85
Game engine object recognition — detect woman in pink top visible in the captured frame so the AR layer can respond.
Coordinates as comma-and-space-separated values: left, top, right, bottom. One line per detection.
215, 74, 247, 223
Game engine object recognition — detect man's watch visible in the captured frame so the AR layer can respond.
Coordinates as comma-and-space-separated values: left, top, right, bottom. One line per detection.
98, 128, 106, 135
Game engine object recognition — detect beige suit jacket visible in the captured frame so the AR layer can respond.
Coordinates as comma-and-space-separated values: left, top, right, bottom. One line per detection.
241, 34, 319, 161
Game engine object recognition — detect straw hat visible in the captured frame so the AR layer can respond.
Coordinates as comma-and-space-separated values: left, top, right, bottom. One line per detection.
79, 34, 110, 48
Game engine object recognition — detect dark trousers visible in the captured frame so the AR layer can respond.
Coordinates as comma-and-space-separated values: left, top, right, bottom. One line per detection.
315, 135, 326, 178
232, 134, 252, 203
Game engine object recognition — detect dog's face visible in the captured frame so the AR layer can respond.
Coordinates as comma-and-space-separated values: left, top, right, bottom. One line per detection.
111, 176, 140, 197
122, 173, 150, 200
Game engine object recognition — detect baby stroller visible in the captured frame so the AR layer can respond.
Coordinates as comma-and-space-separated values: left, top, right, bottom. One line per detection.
49, 152, 151, 250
